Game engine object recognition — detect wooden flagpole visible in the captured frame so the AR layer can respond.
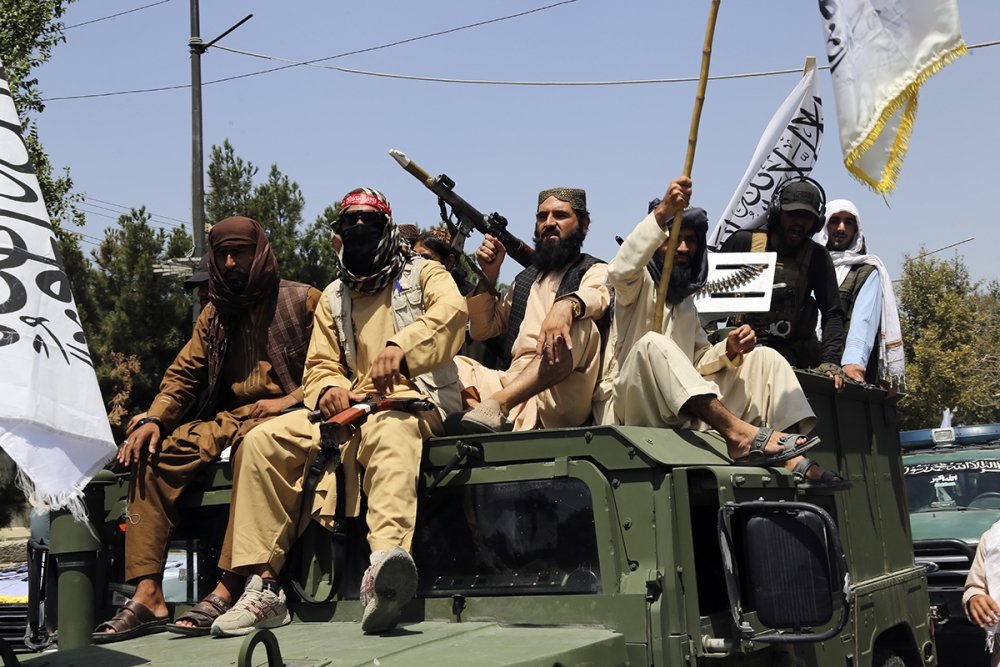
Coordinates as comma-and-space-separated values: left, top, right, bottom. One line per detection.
652, 0, 722, 330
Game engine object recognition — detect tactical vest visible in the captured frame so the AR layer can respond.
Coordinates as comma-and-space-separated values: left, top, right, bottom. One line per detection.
737, 232, 820, 367
500, 253, 608, 369
839, 263, 880, 383
324, 256, 463, 418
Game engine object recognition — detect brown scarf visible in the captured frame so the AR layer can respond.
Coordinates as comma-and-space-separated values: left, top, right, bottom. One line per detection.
208, 216, 279, 316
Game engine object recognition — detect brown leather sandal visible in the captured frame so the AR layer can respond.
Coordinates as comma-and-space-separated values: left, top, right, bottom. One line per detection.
92, 599, 168, 644
165, 593, 231, 636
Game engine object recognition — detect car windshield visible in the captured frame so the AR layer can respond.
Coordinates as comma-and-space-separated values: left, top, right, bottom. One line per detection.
903, 459, 1000, 512
414, 477, 601, 596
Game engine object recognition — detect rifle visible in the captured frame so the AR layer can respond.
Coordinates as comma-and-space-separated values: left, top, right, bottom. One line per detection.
296, 397, 435, 534
307, 396, 436, 445
389, 149, 534, 269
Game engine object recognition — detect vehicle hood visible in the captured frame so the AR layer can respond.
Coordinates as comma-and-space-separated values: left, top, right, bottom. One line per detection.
20, 620, 627, 667
910, 509, 1000, 544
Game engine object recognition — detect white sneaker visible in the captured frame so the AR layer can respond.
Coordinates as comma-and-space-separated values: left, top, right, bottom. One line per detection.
360, 547, 418, 634
210, 574, 290, 637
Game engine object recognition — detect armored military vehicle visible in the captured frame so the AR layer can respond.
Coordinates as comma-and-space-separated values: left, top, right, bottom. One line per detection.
902, 423, 1000, 656
14, 372, 934, 666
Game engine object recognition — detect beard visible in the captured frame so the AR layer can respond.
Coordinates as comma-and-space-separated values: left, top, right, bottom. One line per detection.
223, 266, 249, 293
652, 253, 695, 285
532, 226, 586, 272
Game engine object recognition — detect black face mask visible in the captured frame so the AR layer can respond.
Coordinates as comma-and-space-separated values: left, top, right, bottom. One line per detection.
223, 266, 249, 293
339, 223, 384, 276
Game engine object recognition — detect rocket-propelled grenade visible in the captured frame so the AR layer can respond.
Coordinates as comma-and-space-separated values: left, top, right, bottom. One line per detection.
388, 149, 534, 268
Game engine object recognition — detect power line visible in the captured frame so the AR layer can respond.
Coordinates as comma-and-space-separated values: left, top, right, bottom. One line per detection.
42, 36, 1000, 101
81, 196, 189, 227
64, 0, 173, 30
77, 203, 186, 232
215, 38, 1000, 87
41, 0, 579, 101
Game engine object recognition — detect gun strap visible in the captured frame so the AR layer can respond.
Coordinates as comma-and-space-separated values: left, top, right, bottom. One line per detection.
288, 426, 347, 606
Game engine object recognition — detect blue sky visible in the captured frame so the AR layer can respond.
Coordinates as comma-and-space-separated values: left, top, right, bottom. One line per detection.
32, 0, 999, 286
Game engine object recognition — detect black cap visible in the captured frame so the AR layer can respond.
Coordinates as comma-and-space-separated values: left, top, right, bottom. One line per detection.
778, 181, 822, 218
183, 255, 210, 291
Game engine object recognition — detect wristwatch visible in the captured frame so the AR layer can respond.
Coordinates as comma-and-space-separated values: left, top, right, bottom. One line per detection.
567, 296, 583, 320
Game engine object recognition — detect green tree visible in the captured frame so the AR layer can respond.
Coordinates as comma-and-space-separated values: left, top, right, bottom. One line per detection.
204, 139, 338, 288
0, 0, 92, 524
91, 209, 192, 439
896, 252, 1000, 429
0, 0, 95, 321
205, 139, 255, 225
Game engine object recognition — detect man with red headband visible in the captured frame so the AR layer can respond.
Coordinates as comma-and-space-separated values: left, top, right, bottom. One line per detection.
95, 216, 321, 642
208, 188, 468, 636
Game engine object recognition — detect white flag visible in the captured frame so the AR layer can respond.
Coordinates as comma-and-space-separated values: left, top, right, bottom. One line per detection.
0, 66, 115, 519
707, 65, 823, 250
820, 0, 966, 194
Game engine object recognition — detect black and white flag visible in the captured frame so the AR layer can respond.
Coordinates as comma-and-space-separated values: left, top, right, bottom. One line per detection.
0, 65, 115, 519
707, 64, 823, 250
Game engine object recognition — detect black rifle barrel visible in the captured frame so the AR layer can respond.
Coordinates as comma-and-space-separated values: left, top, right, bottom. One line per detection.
389, 149, 533, 268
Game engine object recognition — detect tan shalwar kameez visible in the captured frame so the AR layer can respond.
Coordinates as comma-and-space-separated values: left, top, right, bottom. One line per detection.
227, 261, 467, 573
454, 262, 609, 430
126, 290, 321, 582
597, 212, 814, 434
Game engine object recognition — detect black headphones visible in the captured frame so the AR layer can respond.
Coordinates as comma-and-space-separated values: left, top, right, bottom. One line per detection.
766, 175, 827, 235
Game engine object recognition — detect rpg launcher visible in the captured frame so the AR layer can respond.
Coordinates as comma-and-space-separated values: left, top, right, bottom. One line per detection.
389, 149, 534, 269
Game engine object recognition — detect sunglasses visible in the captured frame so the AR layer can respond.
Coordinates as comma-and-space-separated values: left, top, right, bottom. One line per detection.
339, 210, 387, 227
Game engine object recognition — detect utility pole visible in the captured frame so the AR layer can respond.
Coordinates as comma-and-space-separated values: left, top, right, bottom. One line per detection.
187, 1, 252, 321
190, 0, 205, 266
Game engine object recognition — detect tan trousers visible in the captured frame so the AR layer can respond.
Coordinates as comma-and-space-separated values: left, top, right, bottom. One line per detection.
124, 405, 270, 582
222, 405, 442, 575
614, 332, 816, 434
454, 317, 601, 430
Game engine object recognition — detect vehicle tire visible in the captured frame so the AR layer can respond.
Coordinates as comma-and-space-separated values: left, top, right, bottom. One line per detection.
872, 647, 908, 667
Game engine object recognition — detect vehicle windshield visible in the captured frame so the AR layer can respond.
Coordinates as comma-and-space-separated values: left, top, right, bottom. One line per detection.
414, 477, 601, 596
903, 459, 1000, 512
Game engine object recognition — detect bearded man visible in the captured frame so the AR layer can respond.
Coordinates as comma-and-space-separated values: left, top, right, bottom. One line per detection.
815, 199, 905, 386
95, 216, 321, 642
455, 187, 611, 432
720, 180, 848, 390
207, 188, 467, 637
600, 177, 846, 489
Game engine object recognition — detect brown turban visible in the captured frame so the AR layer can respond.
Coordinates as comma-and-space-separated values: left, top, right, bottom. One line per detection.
207, 216, 279, 315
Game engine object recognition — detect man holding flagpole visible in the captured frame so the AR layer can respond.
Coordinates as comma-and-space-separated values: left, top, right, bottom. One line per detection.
94, 216, 321, 642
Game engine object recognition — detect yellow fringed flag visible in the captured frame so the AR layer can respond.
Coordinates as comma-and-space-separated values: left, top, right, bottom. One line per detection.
819, 0, 967, 194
